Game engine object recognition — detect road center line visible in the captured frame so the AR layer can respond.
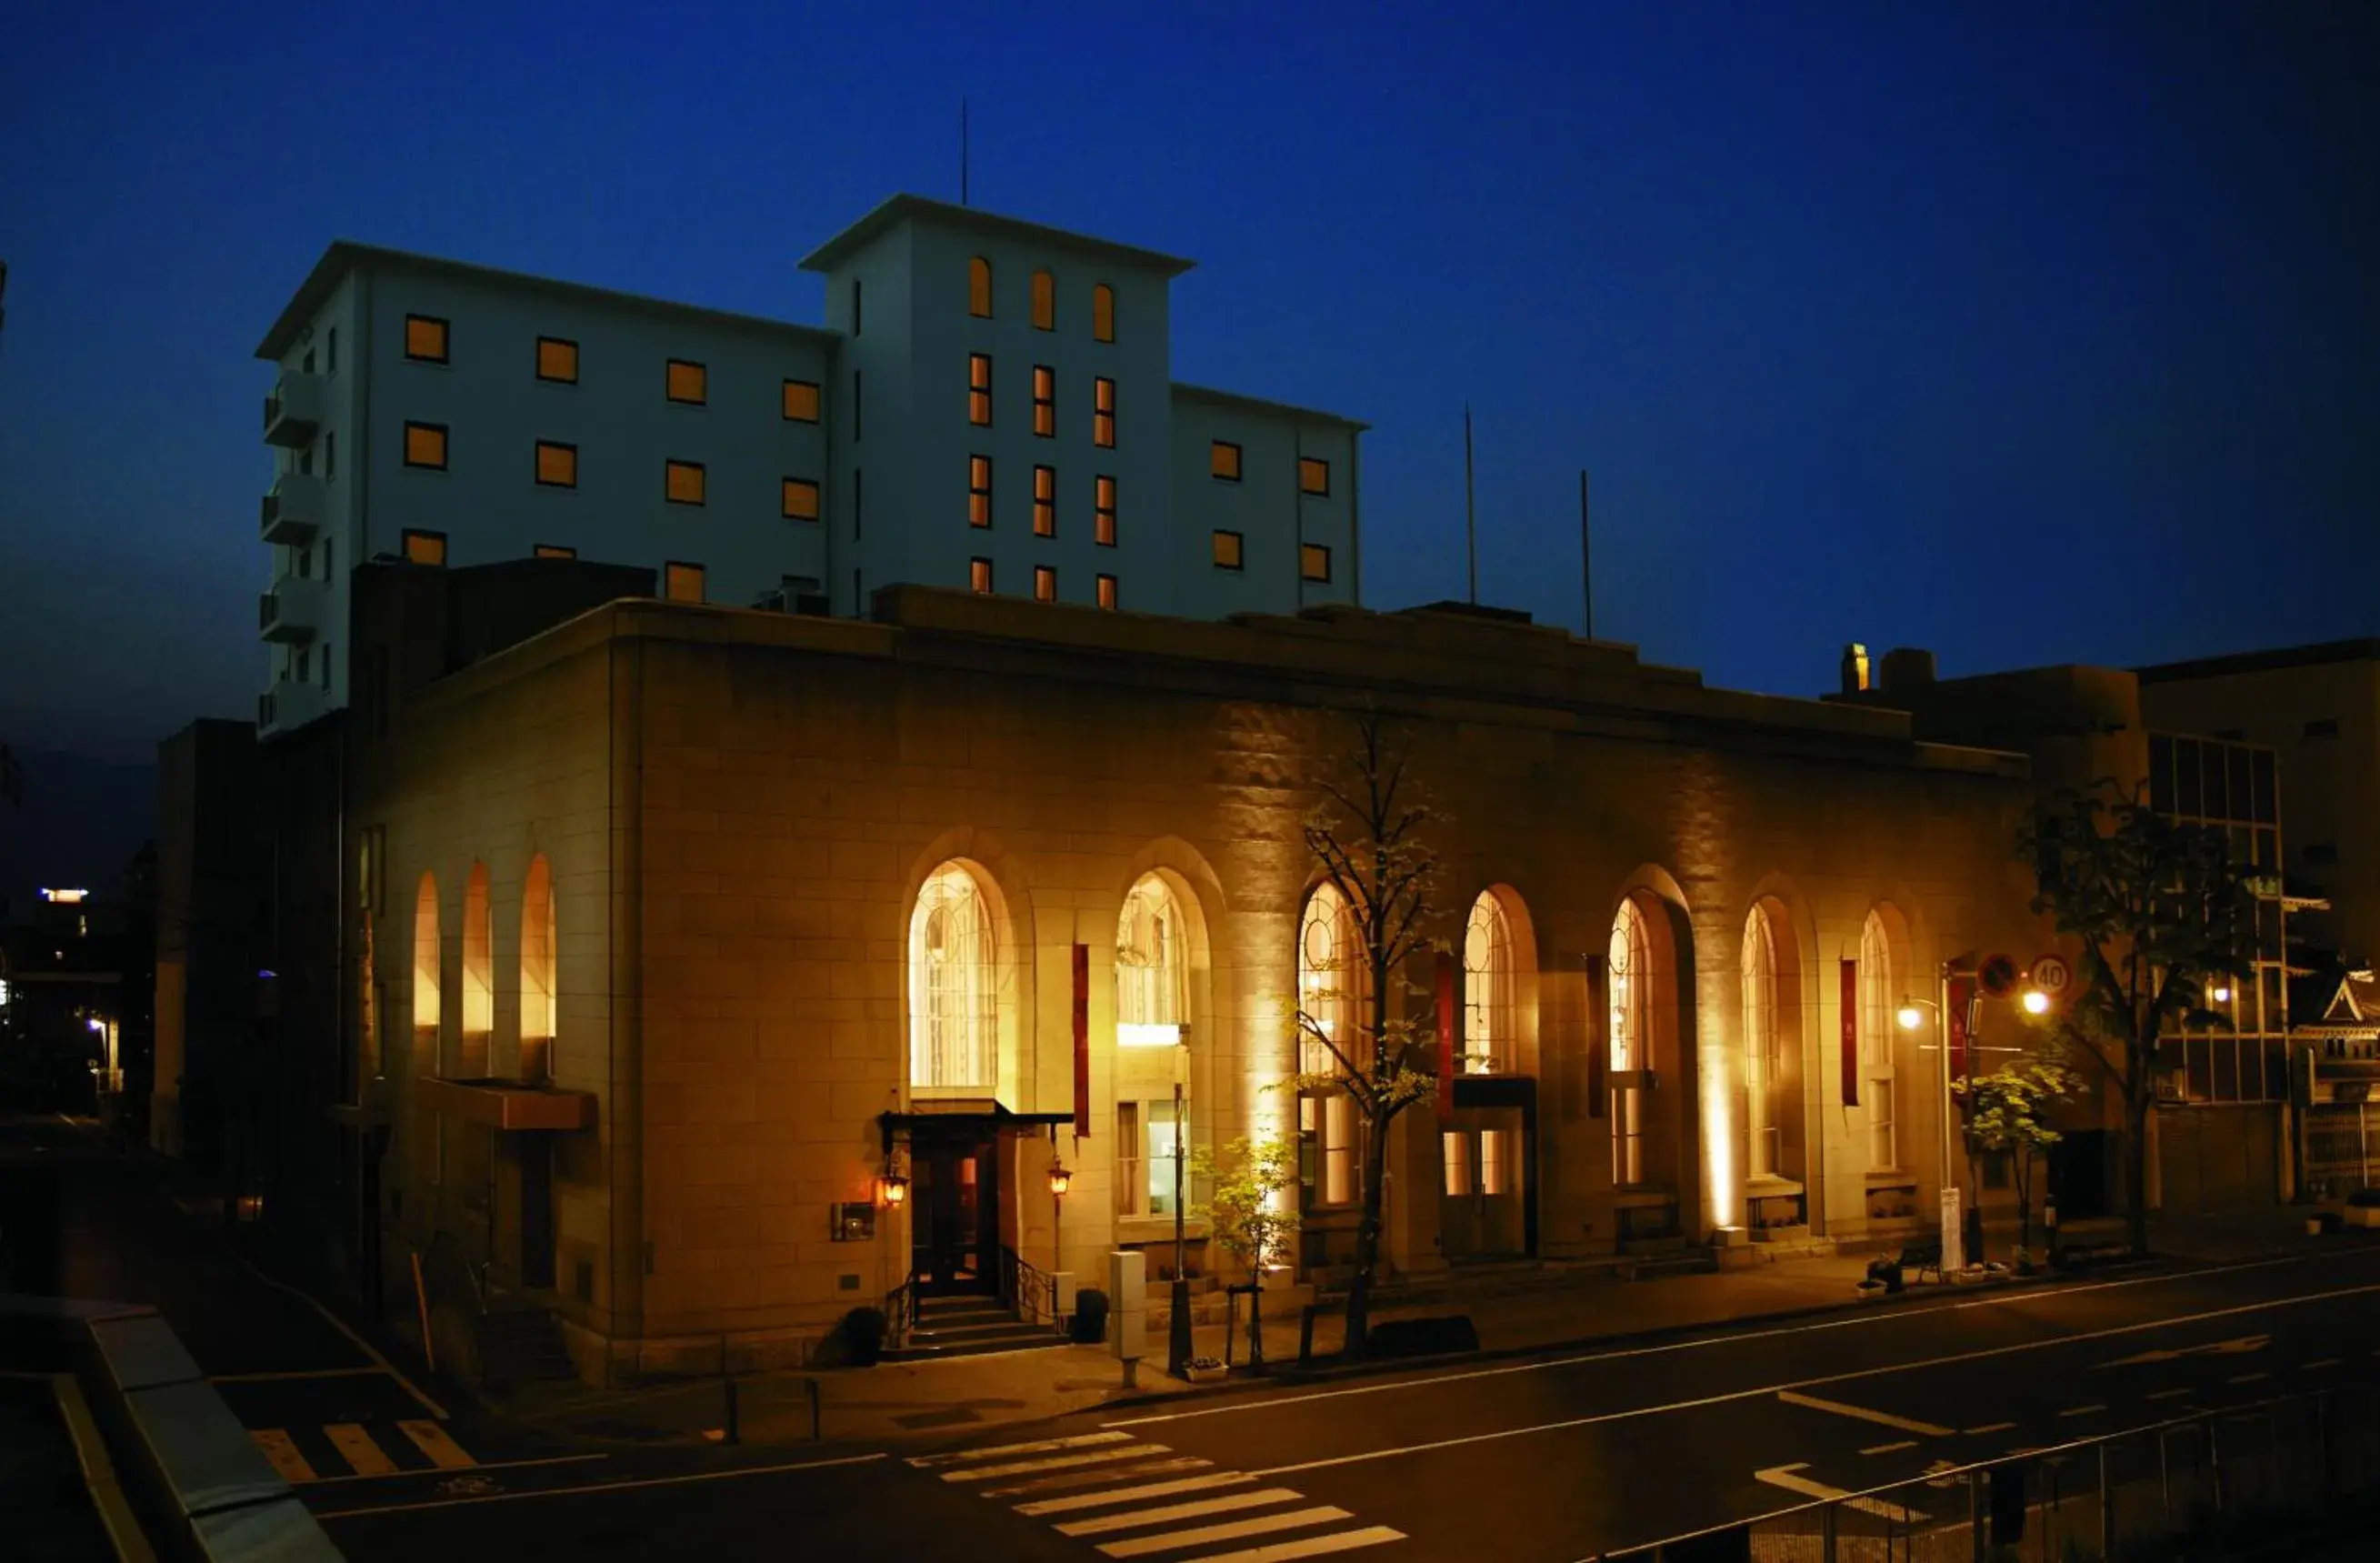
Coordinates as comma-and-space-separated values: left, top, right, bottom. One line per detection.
1109, 1248, 2370, 1430
1859, 1440, 1917, 1456
2144, 1388, 2191, 1401
1245, 1280, 2380, 1478
1963, 1422, 2016, 1435
2303, 1358, 2341, 1369
2057, 1405, 2107, 1418
311, 1451, 887, 1520
1777, 1390, 1953, 1437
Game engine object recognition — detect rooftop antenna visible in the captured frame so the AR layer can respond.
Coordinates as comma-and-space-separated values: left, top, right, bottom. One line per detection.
1464, 404, 1478, 605
960, 98, 970, 206
1579, 468, 1594, 638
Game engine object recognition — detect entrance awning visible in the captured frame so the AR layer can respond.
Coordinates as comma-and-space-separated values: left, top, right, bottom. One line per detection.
415, 1076, 595, 1132
878, 1102, 1075, 1154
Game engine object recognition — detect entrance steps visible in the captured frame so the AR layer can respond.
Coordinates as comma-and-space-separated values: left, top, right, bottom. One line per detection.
471, 1304, 579, 1388
884, 1294, 1068, 1362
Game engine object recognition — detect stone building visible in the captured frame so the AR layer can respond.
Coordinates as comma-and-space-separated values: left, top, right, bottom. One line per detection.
320, 576, 2047, 1382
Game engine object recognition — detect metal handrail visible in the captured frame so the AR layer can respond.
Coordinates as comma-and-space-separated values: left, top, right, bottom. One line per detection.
999, 1246, 1061, 1330
885, 1273, 915, 1349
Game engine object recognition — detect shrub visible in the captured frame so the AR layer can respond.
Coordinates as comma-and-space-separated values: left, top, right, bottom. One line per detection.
1071, 1287, 1109, 1345
842, 1306, 889, 1365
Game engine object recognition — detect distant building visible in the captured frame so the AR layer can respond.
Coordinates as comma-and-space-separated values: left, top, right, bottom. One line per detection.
153, 718, 266, 1167
250, 197, 1366, 739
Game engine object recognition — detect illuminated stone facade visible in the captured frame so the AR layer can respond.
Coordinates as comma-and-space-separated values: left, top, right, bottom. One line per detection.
355, 586, 2046, 1382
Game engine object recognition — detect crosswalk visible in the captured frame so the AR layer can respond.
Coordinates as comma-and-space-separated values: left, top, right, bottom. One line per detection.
249, 1418, 477, 1483
915, 1430, 1404, 1560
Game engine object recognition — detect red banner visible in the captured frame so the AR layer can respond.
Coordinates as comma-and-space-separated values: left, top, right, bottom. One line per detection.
1072, 944, 1090, 1137
1947, 974, 1977, 1087
1839, 957, 1860, 1107
1435, 952, 1455, 1125
1587, 956, 1606, 1117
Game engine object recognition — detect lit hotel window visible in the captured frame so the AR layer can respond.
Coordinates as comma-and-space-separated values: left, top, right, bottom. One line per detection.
782, 477, 821, 521
1300, 542, 1332, 583
1033, 366, 1055, 437
404, 315, 450, 364
969, 456, 993, 528
1212, 530, 1243, 570
1299, 456, 1330, 496
1031, 268, 1055, 331
970, 557, 993, 595
536, 336, 579, 384
534, 544, 576, 560
665, 561, 705, 603
782, 378, 821, 423
535, 440, 577, 487
1092, 284, 1115, 344
1095, 475, 1116, 546
404, 421, 448, 469
1211, 440, 1242, 481
665, 460, 705, 506
969, 256, 993, 318
1095, 376, 1115, 447
969, 354, 993, 426
665, 358, 707, 406
1034, 565, 1056, 602
1096, 573, 1117, 611
402, 529, 447, 566
1034, 465, 1055, 537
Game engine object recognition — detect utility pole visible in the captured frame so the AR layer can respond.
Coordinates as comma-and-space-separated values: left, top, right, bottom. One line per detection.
1464, 405, 1477, 605
1578, 468, 1593, 638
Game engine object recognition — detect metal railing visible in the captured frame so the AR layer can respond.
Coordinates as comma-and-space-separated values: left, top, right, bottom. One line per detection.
885, 1274, 915, 1350
1598, 1386, 2379, 1562
999, 1246, 1061, 1330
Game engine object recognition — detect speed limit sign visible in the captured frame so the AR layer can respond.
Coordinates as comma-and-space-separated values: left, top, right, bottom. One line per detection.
2030, 955, 2072, 995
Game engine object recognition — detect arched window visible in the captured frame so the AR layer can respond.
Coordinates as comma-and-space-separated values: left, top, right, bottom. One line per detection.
968, 256, 993, 319
521, 855, 556, 1081
462, 862, 493, 1046
1463, 891, 1514, 1075
1092, 283, 1115, 343
1115, 875, 1184, 1041
1859, 910, 1897, 1168
413, 872, 441, 1037
1297, 885, 1361, 1207
1741, 906, 1782, 1179
909, 862, 996, 1090
1116, 874, 1190, 1218
1608, 897, 1653, 1186
1031, 268, 1055, 331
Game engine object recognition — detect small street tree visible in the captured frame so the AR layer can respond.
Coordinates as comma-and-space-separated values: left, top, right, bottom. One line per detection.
1191, 1135, 1300, 1365
1953, 1046, 2082, 1267
2021, 782, 2259, 1256
1290, 708, 1444, 1357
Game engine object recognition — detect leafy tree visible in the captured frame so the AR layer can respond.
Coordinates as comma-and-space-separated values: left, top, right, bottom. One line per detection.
1190, 1135, 1300, 1365
2020, 782, 2258, 1255
1289, 709, 1444, 1356
1953, 1047, 2082, 1266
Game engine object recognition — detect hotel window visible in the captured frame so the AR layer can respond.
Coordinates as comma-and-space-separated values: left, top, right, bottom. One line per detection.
404, 315, 450, 364
969, 353, 993, 426
1096, 573, 1117, 610
665, 459, 706, 505
536, 336, 579, 384
851, 277, 863, 336
1034, 565, 1056, 603
969, 556, 993, 595
969, 456, 993, 528
1094, 376, 1115, 447
1608, 897, 1653, 1186
1033, 464, 1055, 536
664, 561, 705, 603
852, 370, 863, 441
1031, 268, 1055, 331
1300, 543, 1332, 582
1116, 1100, 1187, 1218
327, 327, 337, 374
908, 862, 996, 1089
1462, 890, 1515, 1075
534, 544, 576, 560
665, 358, 707, 405
1092, 283, 1115, 343
1858, 910, 1898, 1170
325, 431, 336, 481
1741, 905, 1784, 1180
535, 440, 578, 488
782, 378, 821, 422
781, 476, 821, 521
403, 421, 448, 469
1032, 366, 1055, 437
1211, 440, 1242, 481
1299, 456, 1330, 496
968, 256, 993, 318
401, 529, 447, 566
1095, 475, 1117, 546
1298, 884, 1364, 1207
1212, 529, 1244, 570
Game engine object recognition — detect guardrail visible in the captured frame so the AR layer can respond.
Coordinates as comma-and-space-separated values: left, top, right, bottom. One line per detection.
1596, 1385, 2378, 1562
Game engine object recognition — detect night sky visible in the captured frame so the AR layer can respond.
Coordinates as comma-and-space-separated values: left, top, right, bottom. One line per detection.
2, 2, 2375, 764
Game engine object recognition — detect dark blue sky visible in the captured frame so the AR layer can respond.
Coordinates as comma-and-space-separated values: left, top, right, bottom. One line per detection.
3, 1, 2374, 761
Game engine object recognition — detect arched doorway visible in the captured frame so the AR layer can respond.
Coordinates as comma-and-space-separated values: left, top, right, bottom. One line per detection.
1443, 887, 1537, 1258
1740, 899, 1807, 1232
1115, 874, 1191, 1227
905, 860, 1003, 1292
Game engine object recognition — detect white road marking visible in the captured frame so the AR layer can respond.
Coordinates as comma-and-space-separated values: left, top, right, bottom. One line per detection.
2097, 1333, 2267, 1369
1963, 1422, 2016, 1435
1187, 1528, 1406, 1563
311, 1451, 885, 1521
325, 1424, 396, 1477
2303, 1358, 2342, 1369
1016, 1471, 1256, 1517
2227, 1372, 2268, 1385
1109, 1248, 2372, 1429
1860, 1440, 1917, 1456
1777, 1390, 1954, 1437
944, 1445, 1167, 1483
396, 1419, 473, 1469
1245, 1280, 2380, 1478
209, 1367, 391, 1383
1755, 1463, 1925, 1522
1096, 1507, 1350, 1558
982, 1458, 1209, 1498
236, 1260, 447, 1420
250, 1428, 317, 1484
2144, 1387, 2192, 1400
1056, 1488, 1307, 1537
304, 1452, 605, 1488
911, 1431, 1133, 1467
2058, 1405, 2107, 1418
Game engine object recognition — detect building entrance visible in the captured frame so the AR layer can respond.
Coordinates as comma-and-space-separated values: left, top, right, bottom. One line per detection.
911, 1128, 1000, 1294
1439, 1078, 1537, 1260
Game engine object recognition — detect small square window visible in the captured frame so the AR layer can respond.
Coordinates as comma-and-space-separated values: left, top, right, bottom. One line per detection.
970, 557, 993, 596
969, 353, 993, 426
535, 440, 577, 487
536, 336, 579, 384
1212, 529, 1244, 570
1301, 542, 1332, 582
1032, 366, 1055, 438
782, 378, 821, 423
1211, 440, 1243, 481
534, 544, 576, 560
665, 460, 706, 506
665, 561, 705, 603
782, 476, 821, 521
1096, 573, 1117, 611
1034, 465, 1055, 537
1095, 376, 1115, 448
404, 315, 450, 364
1034, 565, 1057, 603
403, 421, 448, 469
1299, 456, 1330, 496
969, 455, 993, 528
402, 529, 447, 566
1095, 475, 1116, 546
665, 359, 707, 406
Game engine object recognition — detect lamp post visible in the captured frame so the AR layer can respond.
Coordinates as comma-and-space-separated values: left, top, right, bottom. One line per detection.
1048, 1139, 1071, 1285
1168, 1039, 1193, 1379
1896, 964, 1962, 1269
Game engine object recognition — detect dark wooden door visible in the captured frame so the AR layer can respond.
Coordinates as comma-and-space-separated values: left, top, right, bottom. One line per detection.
912, 1135, 997, 1294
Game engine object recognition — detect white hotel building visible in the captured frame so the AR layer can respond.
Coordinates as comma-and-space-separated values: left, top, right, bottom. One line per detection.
253, 195, 1367, 736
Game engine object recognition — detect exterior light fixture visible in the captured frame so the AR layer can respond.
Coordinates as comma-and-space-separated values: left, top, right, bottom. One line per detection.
2021, 989, 2052, 1016
1895, 1000, 1926, 1032
1047, 1161, 1072, 1197
879, 1173, 909, 1207
2210, 982, 2233, 1005
87, 1017, 107, 1033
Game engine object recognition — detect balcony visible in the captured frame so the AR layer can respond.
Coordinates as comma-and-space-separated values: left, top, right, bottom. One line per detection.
259, 472, 326, 546
262, 372, 326, 447
257, 574, 325, 642
257, 676, 325, 736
